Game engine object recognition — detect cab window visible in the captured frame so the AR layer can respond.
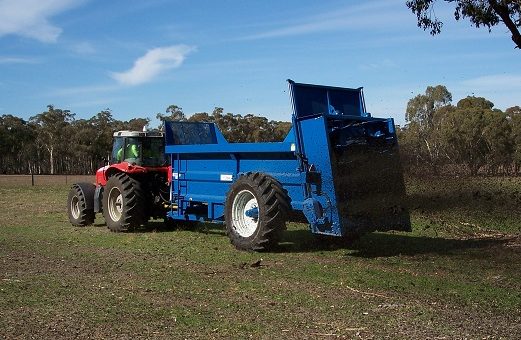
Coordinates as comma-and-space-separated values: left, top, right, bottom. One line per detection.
112, 137, 125, 163
124, 137, 141, 162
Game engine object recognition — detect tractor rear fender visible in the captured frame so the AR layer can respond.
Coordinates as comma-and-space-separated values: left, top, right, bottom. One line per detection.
96, 162, 170, 186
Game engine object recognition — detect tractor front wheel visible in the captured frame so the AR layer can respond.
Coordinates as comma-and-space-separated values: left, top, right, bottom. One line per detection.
67, 183, 95, 226
225, 172, 289, 251
102, 173, 145, 232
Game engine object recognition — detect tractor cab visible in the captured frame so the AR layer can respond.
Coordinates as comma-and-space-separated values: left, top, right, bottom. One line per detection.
111, 130, 165, 167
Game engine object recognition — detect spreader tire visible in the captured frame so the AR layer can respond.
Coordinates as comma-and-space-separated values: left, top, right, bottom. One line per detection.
102, 173, 145, 232
225, 172, 290, 251
67, 183, 95, 226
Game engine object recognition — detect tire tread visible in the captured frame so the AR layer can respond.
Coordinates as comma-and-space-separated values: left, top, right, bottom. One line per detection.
67, 183, 95, 226
103, 173, 145, 232
225, 172, 291, 251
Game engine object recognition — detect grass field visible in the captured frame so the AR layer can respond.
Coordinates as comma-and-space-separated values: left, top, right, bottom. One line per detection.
0, 176, 520, 339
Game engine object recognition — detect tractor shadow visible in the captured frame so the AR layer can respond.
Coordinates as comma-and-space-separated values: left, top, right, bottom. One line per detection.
90, 219, 226, 236
134, 220, 226, 236
93, 218, 515, 259
276, 229, 515, 258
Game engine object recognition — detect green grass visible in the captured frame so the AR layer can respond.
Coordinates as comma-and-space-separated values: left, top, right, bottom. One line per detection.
1, 177, 520, 338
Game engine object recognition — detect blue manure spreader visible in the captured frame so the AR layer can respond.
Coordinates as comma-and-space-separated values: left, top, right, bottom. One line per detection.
163, 80, 410, 250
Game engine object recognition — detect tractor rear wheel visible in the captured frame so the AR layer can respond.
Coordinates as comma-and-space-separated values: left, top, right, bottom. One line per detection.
102, 173, 145, 232
67, 183, 95, 226
225, 172, 290, 251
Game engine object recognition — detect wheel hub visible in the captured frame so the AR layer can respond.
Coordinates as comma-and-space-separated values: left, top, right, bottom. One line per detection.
232, 189, 259, 238
70, 196, 80, 219
108, 187, 123, 222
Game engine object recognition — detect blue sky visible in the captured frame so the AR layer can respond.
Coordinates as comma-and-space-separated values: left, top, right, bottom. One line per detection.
0, 0, 519, 127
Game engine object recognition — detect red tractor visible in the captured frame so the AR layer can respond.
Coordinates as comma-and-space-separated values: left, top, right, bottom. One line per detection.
67, 129, 170, 231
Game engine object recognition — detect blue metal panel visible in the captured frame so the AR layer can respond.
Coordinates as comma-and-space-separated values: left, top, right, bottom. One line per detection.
164, 121, 304, 222
296, 115, 343, 236
288, 79, 366, 118
165, 141, 296, 155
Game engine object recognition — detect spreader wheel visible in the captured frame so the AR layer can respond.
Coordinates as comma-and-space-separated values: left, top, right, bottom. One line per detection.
67, 183, 95, 226
102, 173, 145, 232
225, 172, 290, 251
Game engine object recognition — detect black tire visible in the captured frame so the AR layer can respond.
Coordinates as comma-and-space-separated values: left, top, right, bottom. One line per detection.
67, 183, 95, 226
102, 173, 145, 232
225, 172, 290, 251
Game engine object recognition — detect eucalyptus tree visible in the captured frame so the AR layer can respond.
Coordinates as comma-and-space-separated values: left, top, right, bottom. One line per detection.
30, 105, 75, 175
405, 85, 452, 173
407, 0, 521, 50
440, 96, 511, 175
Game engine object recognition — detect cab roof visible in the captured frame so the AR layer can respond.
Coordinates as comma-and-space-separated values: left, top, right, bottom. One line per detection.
113, 130, 163, 137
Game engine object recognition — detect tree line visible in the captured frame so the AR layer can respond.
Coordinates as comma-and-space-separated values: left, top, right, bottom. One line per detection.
0, 105, 291, 175
399, 85, 521, 176
1, 87, 520, 177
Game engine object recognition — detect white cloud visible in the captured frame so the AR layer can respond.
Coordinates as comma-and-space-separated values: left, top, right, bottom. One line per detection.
0, 0, 82, 43
460, 74, 521, 90
239, 1, 410, 40
48, 84, 120, 97
70, 41, 96, 55
67, 97, 126, 108
111, 45, 195, 86
0, 56, 40, 64
359, 59, 398, 71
